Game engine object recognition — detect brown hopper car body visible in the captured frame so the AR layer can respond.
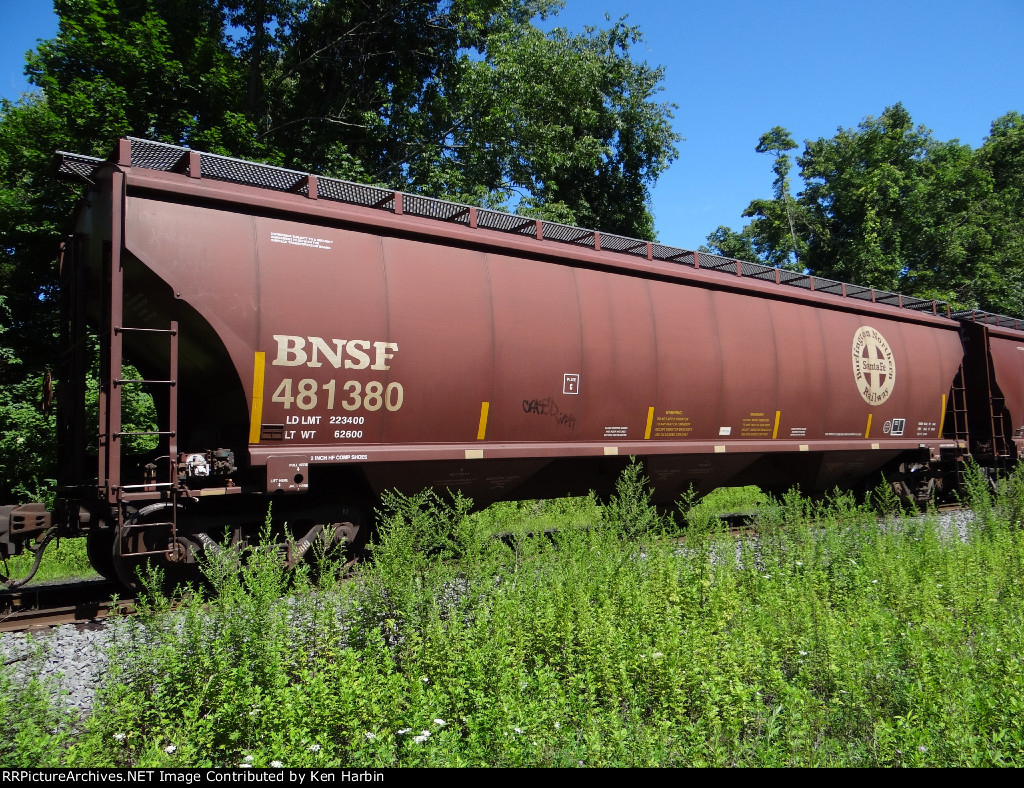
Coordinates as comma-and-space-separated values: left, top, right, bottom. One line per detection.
3, 137, 1023, 586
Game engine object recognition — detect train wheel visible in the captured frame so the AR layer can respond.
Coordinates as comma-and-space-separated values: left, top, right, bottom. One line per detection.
336, 503, 370, 562
896, 462, 936, 510
301, 504, 370, 578
86, 526, 117, 582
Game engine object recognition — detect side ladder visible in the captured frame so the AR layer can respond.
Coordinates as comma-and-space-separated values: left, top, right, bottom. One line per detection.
113, 323, 180, 559
975, 323, 1011, 468
949, 366, 970, 488
985, 384, 1011, 469
99, 166, 182, 564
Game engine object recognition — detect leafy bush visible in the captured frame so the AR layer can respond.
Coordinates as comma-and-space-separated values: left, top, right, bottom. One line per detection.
602, 457, 667, 538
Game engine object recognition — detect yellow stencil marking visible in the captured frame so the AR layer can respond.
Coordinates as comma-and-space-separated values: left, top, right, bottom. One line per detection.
799, 444, 809, 452
465, 449, 484, 460
864, 413, 873, 439
644, 407, 655, 439
604, 446, 619, 455
248, 351, 266, 444
477, 401, 490, 440
714, 445, 726, 453
772, 410, 781, 439
937, 394, 947, 438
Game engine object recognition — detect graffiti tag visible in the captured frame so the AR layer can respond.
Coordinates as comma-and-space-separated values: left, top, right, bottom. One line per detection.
522, 397, 577, 430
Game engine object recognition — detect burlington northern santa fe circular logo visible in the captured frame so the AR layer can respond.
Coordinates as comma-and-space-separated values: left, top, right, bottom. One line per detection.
852, 326, 896, 405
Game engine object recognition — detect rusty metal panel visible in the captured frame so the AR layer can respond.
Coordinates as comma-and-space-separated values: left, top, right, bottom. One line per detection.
379, 238, 494, 446
647, 283, 722, 443
574, 267, 656, 443
767, 299, 827, 441
486, 256, 582, 443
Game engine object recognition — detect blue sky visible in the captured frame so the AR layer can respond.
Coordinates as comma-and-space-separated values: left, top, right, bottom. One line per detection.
2, 0, 1022, 249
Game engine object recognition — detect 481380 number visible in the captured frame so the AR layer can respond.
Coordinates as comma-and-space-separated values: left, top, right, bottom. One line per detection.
271, 378, 404, 412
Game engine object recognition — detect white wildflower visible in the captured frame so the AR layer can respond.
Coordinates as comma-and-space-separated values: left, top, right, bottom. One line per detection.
763, 574, 771, 580
412, 731, 431, 744
309, 744, 322, 752
397, 728, 412, 735
365, 733, 376, 741
270, 761, 283, 768
240, 765, 253, 770
433, 718, 446, 726
421, 676, 429, 683
795, 561, 803, 567
242, 755, 254, 763
113, 733, 126, 742
872, 579, 879, 584
554, 722, 561, 730
799, 650, 808, 656
164, 745, 176, 754
651, 651, 664, 659
513, 727, 523, 734
917, 745, 927, 754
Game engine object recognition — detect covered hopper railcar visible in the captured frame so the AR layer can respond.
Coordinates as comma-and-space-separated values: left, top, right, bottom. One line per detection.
2, 137, 1023, 587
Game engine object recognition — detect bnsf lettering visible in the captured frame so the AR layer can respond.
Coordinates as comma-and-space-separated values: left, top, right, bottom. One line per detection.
272, 335, 398, 370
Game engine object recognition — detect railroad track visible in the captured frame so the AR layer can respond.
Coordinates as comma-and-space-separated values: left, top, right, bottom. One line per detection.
0, 579, 134, 633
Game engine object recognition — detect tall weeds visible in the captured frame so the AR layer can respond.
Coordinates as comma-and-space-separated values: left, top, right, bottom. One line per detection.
4, 461, 1024, 766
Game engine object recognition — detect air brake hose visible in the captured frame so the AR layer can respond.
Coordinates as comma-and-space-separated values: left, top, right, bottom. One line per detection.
1, 527, 58, 589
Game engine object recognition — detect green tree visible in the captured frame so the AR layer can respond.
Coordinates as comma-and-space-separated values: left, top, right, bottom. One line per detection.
797, 104, 932, 290
706, 104, 1024, 316
452, 17, 679, 236
701, 225, 758, 262
25, 0, 254, 154
229, 2, 680, 234
968, 112, 1024, 316
742, 126, 806, 269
